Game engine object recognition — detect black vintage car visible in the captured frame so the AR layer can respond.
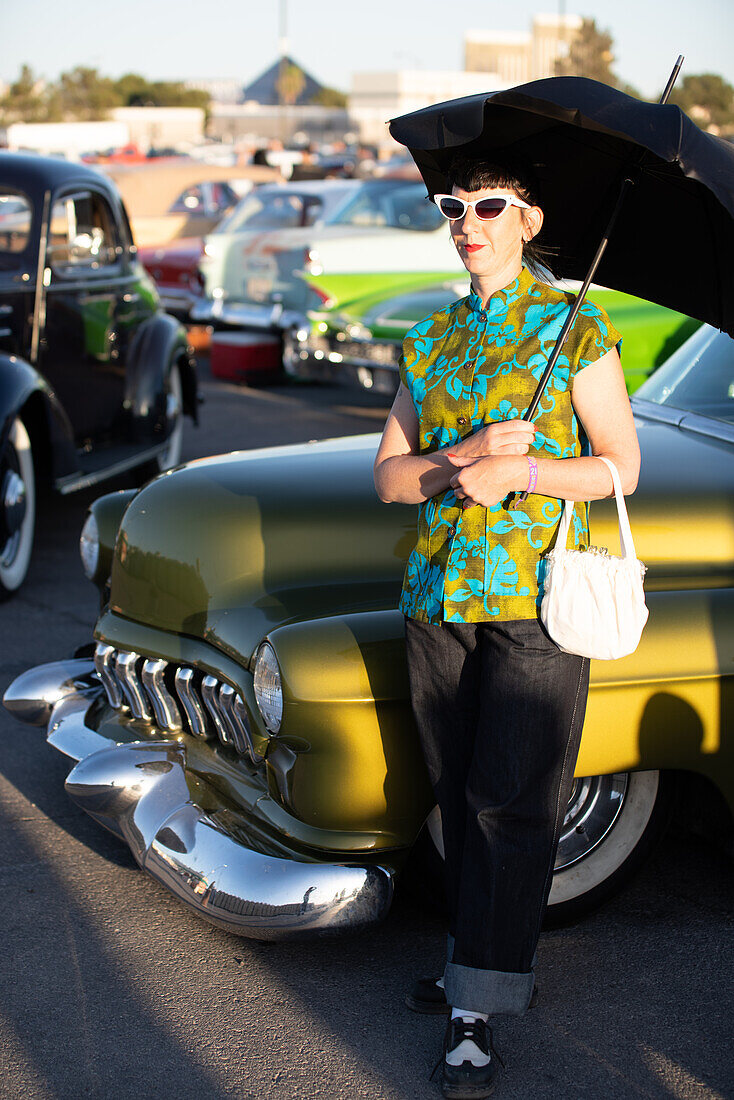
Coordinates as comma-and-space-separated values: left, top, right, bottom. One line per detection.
0, 154, 197, 598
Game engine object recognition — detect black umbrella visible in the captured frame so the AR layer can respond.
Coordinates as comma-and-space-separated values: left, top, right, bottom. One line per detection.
389, 64, 734, 502
389, 68, 734, 337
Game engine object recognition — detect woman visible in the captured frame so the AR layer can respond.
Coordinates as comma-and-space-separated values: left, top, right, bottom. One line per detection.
373, 158, 640, 1099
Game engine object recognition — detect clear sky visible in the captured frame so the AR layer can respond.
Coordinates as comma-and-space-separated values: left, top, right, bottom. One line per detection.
3, 0, 733, 100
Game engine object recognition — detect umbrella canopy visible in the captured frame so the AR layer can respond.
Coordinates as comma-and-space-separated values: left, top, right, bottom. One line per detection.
389, 77, 734, 337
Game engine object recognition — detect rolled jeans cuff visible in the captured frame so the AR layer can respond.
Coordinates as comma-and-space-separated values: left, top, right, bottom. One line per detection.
444, 961, 535, 1016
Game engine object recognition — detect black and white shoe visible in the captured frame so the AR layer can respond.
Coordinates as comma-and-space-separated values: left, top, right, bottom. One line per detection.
407, 977, 539, 1016
406, 977, 450, 1014
431, 1016, 504, 1099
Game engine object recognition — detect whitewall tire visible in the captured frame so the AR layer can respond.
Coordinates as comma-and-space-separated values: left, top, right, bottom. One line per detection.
0, 418, 36, 599
424, 769, 671, 926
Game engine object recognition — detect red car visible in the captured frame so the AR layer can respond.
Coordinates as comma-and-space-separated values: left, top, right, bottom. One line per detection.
137, 236, 207, 320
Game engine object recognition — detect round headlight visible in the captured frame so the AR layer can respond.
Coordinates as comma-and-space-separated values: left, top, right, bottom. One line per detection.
79, 512, 100, 580
253, 641, 283, 733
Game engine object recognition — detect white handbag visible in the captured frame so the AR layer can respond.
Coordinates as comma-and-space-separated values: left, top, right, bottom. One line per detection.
540, 456, 649, 660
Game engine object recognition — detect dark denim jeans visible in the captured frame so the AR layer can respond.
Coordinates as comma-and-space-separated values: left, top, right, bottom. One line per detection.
404, 616, 590, 1016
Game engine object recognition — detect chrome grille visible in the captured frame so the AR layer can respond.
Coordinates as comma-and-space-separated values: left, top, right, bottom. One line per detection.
115, 650, 151, 721
94, 642, 260, 762
141, 658, 181, 732
174, 667, 207, 738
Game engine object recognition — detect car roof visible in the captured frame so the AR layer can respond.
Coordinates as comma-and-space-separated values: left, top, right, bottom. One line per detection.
256, 179, 361, 196
0, 151, 113, 196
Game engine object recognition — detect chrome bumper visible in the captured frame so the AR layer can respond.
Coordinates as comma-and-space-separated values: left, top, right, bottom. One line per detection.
3, 660, 394, 940
190, 297, 306, 333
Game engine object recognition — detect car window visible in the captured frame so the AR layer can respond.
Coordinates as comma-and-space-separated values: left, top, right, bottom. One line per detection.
48, 191, 120, 275
169, 182, 237, 216
326, 182, 444, 232
214, 190, 318, 233
635, 327, 734, 424
0, 192, 32, 258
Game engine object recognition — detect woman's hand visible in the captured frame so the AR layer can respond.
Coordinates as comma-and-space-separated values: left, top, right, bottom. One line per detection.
448, 455, 525, 509
448, 419, 535, 460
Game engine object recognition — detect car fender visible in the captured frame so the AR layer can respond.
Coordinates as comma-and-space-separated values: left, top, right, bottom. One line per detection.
264, 590, 734, 836
85, 488, 139, 590
264, 609, 434, 842
0, 353, 78, 485
125, 313, 197, 431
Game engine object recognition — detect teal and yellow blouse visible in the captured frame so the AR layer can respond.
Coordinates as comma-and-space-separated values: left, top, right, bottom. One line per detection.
398, 266, 622, 624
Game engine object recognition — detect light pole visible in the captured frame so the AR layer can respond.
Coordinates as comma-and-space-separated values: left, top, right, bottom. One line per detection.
278, 0, 288, 144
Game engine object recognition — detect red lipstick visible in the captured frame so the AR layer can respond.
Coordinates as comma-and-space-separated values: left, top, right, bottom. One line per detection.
464, 243, 485, 253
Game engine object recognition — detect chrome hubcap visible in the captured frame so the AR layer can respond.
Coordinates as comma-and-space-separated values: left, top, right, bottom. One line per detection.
555, 773, 629, 871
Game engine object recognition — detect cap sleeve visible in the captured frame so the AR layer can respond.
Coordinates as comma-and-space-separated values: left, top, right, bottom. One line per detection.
571, 300, 622, 377
398, 341, 409, 391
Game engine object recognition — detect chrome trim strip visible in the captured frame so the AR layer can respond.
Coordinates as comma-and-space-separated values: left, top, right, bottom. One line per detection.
94, 643, 123, 708
175, 667, 209, 738
55, 444, 168, 496
115, 651, 152, 721
142, 658, 182, 732
201, 674, 229, 744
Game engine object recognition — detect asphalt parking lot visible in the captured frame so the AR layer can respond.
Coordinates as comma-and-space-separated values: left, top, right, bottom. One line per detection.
0, 362, 732, 1100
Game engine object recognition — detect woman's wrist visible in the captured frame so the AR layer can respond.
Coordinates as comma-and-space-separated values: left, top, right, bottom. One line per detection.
500, 455, 532, 494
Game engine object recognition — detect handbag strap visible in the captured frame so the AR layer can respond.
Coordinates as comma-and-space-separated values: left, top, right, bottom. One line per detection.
555, 456, 638, 560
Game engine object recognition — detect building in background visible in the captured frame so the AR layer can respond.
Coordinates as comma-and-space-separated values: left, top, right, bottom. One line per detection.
185, 78, 243, 105
465, 14, 582, 84
349, 70, 508, 146
110, 107, 205, 152
207, 103, 349, 145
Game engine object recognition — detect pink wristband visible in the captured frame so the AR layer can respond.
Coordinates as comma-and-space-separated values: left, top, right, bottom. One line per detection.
526, 456, 538, 493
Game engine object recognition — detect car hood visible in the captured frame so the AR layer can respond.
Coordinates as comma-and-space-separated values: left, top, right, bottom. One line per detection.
107, 436, 417, 665
107, 419, 734, 665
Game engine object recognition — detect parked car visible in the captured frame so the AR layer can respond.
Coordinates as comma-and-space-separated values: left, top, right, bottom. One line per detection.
284, 277, 700, 396
140, 180, 358, 320
190, 178, 463, 334
0, 152, 197, 598
4, 324, 733, 938
101, 161, 277, 248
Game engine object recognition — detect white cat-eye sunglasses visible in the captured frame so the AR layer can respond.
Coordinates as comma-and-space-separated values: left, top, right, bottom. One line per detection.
433, 193, 531, 221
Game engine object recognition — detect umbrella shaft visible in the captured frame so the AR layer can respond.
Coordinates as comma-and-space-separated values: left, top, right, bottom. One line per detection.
523, 176, 633, 427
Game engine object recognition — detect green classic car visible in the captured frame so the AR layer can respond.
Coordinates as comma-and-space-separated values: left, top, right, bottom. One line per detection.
4, 324, 733, 940
284, 275, 700, 396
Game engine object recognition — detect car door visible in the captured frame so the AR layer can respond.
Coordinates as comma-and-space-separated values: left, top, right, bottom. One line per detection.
40, 185, 138, 451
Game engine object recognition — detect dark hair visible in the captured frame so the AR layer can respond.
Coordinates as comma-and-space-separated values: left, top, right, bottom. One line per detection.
445, 156, 555, 280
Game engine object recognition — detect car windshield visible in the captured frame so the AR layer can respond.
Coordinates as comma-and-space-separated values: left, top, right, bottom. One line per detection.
326, 181, 444, 232
215, 189, 325, 233
635, 326, 734, 424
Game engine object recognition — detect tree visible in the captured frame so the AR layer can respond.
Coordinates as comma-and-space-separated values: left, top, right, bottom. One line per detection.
0, 64, 61, 124
312, 86, 347, 108
276, 62, 306, 106
554, 18, 617, 86
669, 73, 734, 133
57, 67, 122, 119
114, 72, 152, 107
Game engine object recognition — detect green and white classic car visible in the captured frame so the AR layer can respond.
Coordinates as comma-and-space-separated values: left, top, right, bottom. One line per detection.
4, 324, 733, 940
284, 275, 699, 396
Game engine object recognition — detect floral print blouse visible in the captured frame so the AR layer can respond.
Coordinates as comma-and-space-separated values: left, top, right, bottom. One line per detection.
398, 265, 622, 624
